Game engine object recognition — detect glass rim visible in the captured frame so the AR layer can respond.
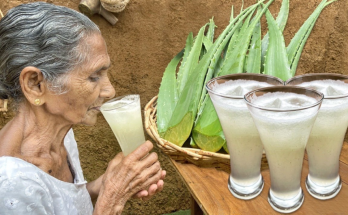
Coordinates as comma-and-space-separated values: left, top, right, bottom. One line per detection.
285, 73, 348, 99
100, 94, 140, 111
244, 86, 324, 112
205, 73, 284, 99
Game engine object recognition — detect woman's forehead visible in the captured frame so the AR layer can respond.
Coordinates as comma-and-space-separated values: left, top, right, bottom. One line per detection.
75, 34, 110, 73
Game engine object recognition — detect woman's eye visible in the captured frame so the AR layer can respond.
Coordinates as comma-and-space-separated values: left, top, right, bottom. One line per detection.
89, 76, 100, 82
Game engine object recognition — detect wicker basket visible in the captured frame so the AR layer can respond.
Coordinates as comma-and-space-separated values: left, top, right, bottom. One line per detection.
144, 96, 269, 172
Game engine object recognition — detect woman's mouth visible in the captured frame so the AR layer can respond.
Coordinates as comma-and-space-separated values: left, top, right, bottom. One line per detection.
89, 106, 101, 111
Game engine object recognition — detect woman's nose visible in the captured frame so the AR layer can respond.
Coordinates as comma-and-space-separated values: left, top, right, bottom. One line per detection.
101, 78, 116, 99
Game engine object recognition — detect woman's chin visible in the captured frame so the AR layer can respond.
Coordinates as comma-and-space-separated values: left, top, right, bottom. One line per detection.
79, 114, 98, 126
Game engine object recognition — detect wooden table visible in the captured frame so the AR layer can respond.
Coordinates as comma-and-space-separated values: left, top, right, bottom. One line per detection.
169, 142, 348, 215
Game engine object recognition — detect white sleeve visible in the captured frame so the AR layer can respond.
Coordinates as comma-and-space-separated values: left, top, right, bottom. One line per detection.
0, 167, 55, 215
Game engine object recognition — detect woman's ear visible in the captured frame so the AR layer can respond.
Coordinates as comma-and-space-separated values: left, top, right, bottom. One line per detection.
19, 66, 46, 106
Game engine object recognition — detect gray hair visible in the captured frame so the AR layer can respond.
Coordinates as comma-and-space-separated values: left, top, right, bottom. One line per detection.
0, 2, 101, 102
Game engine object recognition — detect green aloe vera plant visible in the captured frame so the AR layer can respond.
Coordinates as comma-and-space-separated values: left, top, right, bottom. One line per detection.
157, 0, 339, 151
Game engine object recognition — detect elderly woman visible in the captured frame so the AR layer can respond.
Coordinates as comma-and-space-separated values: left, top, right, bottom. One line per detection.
0, 2, 165, 215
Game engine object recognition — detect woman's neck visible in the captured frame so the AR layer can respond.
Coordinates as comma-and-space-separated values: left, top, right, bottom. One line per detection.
0, 102, 72, 158
0, 102, 75, 182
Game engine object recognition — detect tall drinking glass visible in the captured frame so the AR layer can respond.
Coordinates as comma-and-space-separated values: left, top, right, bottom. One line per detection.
245, 86, 323, 213
100, 94, 146, 156
286, 74, 348, 200
206, 74, 284, 200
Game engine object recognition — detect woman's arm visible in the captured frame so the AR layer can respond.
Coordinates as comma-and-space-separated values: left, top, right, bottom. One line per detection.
86, 174, 104, 201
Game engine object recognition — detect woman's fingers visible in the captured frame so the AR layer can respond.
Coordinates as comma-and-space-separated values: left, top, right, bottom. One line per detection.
140, 152, 159, 168
128, 140, 153, 161
133, 190, 148, 199
161, 170, 166, 180
141, 184, 158, 201
132, 170, 166, 200
135, 163, 162, 190
156, 179, 164, 193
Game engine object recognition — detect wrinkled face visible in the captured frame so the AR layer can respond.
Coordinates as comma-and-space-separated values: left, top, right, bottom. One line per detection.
44, 34, 115, 126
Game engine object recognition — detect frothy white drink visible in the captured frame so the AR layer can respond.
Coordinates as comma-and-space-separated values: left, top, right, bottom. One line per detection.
249, 92, 318, 200
101, 95, 145, 156
298, 80, 348, 189
210, 80, 271, 189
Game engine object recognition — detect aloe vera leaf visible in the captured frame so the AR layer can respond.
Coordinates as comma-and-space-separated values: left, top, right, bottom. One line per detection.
245, 7, 262, 74
222, 143, 229, 153
190, 137, 199, 148
203, 37, 214, 52
177, 26, 205, 97
163, 8, 251, 146
195, 26, 234, 124
218, 0, 275, 76
230, 6, 234, 23
157, 50, 184, 135
287, 0, 333, 76
200, 19, 216, 60
197, 3, 262, 112
263, 8, 291, 81
207, 18, 216, 42
215, 12, 253, 77
164, 30, 234, 146
195, 42, 228, 123
176, 32, 193, 100
192, 95, 225, 152
261, 0, 289, 73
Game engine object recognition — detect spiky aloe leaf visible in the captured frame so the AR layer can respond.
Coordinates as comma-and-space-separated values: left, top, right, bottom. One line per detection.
245, 7, 262, 74
197, 3, 262, 115
157, 50, 184, 135
230, 6, 234, 23
207, 18, 216, 42
261, 0, 289, 73
189, 137, 199, 149
176, 33, 193, 100
218, 0, 275, 76
192, 95, 225, 152
163, 5, 259, 146
202, 18, 216, 53
223, 143, 229, 153
190, 19, 216, 149
203, 37, 213, 52
192, 17, 242, 150
288, 0, 337, 76
177, 26, 205, 97
263, 8, 291, 81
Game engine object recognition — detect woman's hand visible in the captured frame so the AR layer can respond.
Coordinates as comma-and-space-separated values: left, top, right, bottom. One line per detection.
93, 141, 164, 215
133, 169, 166, 201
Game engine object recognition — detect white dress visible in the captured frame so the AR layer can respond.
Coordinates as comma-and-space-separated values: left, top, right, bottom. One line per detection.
0, 129, 94, 215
